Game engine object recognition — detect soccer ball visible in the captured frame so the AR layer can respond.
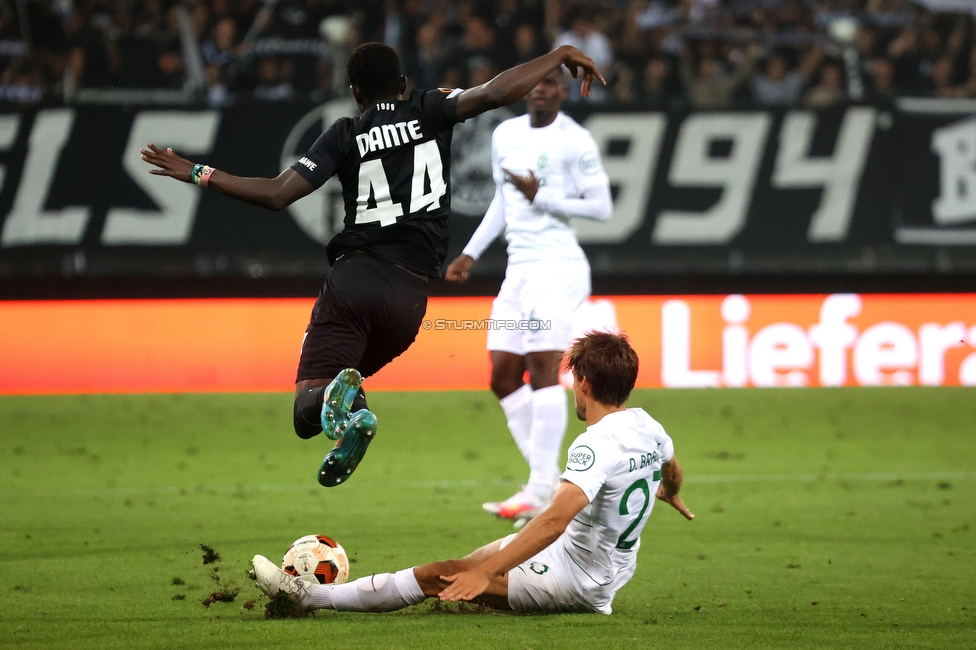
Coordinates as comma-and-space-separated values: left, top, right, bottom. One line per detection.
282, 534, 350, 585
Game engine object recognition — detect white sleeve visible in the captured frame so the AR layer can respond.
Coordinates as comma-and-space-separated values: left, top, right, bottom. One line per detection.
560, 432, 615, 502
532, 129, 612, 222
532, 182, 612, 222
658, 432, 675, 464
461, 184, 506, 260
461, 129, 507, 260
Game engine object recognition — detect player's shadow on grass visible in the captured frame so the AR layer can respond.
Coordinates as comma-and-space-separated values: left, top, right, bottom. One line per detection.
424, 596, 514, 616
263, 594, 516, 619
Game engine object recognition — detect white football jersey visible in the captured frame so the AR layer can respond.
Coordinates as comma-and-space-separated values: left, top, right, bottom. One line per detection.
558, 408, 674, 604
490, 112, 609, 264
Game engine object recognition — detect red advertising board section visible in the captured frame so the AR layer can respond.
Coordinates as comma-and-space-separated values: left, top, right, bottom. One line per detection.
1, 294, 975, 394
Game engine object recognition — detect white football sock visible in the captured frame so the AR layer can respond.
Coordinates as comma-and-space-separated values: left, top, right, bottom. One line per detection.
526, 385, 568, 504
305, 568, 425, 612
499, 384, 533, 464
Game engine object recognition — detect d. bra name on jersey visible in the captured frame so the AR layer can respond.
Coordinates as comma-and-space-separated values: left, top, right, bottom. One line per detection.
628, 451, 660, 472
356, 120, 424, 158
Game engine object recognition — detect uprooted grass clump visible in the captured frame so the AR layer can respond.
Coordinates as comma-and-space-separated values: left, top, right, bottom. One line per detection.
193, 544, 241, 608
264, 592, 312, 619
201, 568, 240, 608
202, 586, 240, 607
199, 544, 221, 565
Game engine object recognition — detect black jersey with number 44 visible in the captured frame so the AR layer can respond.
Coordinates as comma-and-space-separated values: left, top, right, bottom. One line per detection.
290, 89, 463, 277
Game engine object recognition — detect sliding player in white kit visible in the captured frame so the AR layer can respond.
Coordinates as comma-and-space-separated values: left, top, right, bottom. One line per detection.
446, 68, 613, 526
251, 332, 694, 616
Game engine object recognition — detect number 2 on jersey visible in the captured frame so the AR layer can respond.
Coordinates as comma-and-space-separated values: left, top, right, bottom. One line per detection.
355, 140, 446, 226
616, 478, 650, 550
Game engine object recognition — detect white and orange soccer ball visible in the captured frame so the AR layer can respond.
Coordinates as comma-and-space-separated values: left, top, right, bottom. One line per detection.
281, 534, 350, 585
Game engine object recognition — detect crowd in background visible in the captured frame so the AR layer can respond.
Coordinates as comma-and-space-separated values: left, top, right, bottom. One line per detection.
1, 0, 975, 107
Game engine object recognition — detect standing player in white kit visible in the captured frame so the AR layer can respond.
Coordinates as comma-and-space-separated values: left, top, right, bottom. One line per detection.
446, 68, 613, 526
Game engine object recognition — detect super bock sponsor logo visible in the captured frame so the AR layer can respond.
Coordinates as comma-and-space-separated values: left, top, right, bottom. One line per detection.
567, 445, 595, 471
578, 151, 600, 175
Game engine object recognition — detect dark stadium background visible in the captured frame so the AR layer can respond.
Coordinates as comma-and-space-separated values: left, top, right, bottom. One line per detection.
0, 0, 974, 301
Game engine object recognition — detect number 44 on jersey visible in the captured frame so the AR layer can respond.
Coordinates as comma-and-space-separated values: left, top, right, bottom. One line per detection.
355, 140, 445, 227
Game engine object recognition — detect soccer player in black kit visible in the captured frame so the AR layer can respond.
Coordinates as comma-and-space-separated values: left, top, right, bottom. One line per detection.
141, 42, 605, 487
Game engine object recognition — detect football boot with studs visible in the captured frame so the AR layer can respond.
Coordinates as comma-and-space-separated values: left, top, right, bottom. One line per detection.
320, 368, 363, 441
318, 409, 377, 487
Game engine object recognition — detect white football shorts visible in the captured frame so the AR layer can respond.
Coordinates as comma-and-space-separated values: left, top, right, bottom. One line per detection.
500, 534, 623, 615
486, 260, 591, 355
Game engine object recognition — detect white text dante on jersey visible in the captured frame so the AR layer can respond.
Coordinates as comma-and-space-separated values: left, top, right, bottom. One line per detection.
356, 120, 424, 158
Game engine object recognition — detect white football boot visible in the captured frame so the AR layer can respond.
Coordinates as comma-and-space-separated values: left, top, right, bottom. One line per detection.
252, 554, 309, 604
483, 486, 548, 528
482, 485, 527, 515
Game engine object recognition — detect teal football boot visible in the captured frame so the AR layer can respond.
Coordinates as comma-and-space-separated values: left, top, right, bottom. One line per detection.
319, 368, 363, 441
317, 409, 377, 487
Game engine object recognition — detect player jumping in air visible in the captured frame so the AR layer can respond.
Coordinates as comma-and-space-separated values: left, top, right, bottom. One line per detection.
445, 68, 612, 525
141, 43, 605, 487
252, 331, 693, 615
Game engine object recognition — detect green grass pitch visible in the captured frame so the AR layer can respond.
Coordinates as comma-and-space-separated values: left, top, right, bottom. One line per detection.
1, 388, 974, 649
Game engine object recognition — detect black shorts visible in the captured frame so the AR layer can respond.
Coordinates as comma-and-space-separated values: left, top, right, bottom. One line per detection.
296, 253, 429, 382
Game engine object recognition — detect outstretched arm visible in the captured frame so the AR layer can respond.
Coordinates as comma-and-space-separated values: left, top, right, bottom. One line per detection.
438, 481, 589, 601
455, 45, 606, 121
656, 456, 694, 520
140, 143, 315, 211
